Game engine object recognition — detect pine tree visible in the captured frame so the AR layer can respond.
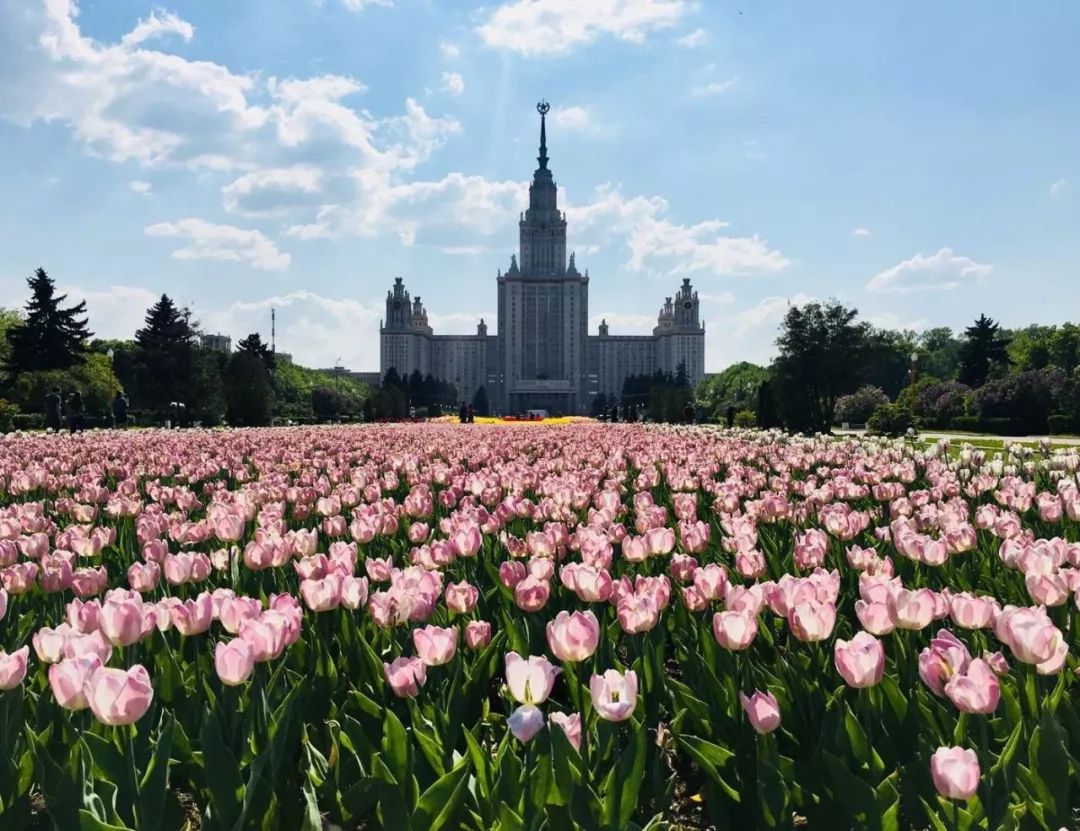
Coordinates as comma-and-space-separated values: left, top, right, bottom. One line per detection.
225, 351, 274, 426
236, 332, 275, 370
5, 268, 93, 376
958, 314, 1011, 387
134, 294, 197, 410
472, 384, 490, 416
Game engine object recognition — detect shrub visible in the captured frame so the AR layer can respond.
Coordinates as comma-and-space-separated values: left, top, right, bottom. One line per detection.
12, 413, 44, 431
972, 367, 1067, 434
835, 385, 889, 425
734, 409, 756, 428
867, 403, 915, 437
950, 415, 980, 432
911, 380, 972, 425
1048, 413, 1078, 435
0, 399, 18, 433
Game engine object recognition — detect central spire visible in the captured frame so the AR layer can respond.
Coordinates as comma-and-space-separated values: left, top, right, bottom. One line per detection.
536, 100, 550, 170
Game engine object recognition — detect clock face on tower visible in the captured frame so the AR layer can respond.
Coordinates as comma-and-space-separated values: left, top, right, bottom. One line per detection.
684, 302, 693, 310
393, 301, 402, 310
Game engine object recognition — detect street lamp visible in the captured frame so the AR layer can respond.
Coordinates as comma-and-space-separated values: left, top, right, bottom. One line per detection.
106, 348, 116, 427
908, 352, 919, 388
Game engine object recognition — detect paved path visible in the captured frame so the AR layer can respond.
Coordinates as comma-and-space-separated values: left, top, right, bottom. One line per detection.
835, 428, 1080, 447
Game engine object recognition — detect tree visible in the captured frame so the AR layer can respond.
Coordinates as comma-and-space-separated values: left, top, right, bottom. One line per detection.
134, 294, 197, 411
312, 386, 342, 421
0, 309, 22, 372
696, 362, 769, 421
225, 352, 273, 426
472, 385, 490, 417
770, 300, 871, 433
4, 268, 92, 377
918, 327, 963, 381
835, 385, 890, 424
958, 314, 1011, 388
237, 332, 275, 370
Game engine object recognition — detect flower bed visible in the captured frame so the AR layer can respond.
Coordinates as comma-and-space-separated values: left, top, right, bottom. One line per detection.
0, 425, 1077, 829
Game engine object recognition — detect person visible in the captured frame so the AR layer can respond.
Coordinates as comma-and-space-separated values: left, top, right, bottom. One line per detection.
684, 401, 695, 424
459, 402, 468, 424
609, 404, 619, 423
68, 390, 85, 433
409, 406, 416, 420
467, 404, 475, 424
45, 387, 62, 432
112, 389, 129, 429
726, 405, 736, 429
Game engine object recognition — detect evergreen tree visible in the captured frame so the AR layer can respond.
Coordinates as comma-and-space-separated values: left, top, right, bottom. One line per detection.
675, 360, 689, 388
225, 351, 273, 426
236, 332, 275, 370
134, 294, 197, 411
5, 268, 92, 377
472, 384, 490, 416
958, 314, 1011, 388
383, 367, 403, 390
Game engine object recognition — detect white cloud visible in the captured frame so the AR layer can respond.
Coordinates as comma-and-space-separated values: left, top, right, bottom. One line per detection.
440, 245, 489, 255
58, 284, 160, 340
336, 0, 393, 10
477, 0, 688, 56
677, 27, 707, 48
867, 247, 991, 293
221, 166, 324, 216
128, 180, 152, 194
551, 105, 595, 134
144, 218, 291, 271
865, 312, 931, 333
733, 293, 814, 337
567, 184, 789, 277
1050, 178, 1067, 196
691, 76, 738, 97
427, 312, 495, 334
441, 71, 465, 96
120, 10, 194, 48
698, 291, 735, 304
852, 227, 871, 238
439, 42, 461, 60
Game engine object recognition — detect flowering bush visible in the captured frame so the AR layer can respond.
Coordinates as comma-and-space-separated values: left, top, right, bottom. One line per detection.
835, 385, 890, 425
0, 424, 1076, 829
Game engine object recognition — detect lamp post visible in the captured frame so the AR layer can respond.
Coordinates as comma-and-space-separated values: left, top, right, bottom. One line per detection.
908, 352, 919, 388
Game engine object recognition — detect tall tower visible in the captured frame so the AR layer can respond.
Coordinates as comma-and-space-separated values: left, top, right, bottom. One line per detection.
497, 101, 589, 413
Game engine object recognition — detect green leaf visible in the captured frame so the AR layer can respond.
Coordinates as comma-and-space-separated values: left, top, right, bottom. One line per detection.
757, 755, 789, 829
300, 779, 321, 831
463, 727, 491, 800
77, 810, 131, 831
198, 712, 244, 831
138, 712, 174, 831
1032, 710, 1073, 824
381, 707, 410, 788
604, 724, 649, 831
413, 758, 471, 831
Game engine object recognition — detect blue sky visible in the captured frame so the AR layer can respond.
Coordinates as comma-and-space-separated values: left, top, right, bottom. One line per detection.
1, 0, 1077, 371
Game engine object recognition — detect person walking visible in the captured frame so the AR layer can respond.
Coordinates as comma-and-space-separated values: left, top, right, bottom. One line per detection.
112, 389, 129, 429
45, 387, 62, 432
683, 400, 695, 424
725, 405, 736, 429
467, 404, 475, 424
68, 390, 85, 433
459, 402, 468, 424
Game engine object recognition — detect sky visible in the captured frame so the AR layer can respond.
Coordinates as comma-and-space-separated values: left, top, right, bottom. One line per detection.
0, 0, 1077, 372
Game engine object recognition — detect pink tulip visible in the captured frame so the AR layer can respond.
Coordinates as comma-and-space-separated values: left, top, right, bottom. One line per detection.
464, 620, 492, 650
788, 600, 836, 642
220, 596, 262, 634
712, 610, 758, 651
739, 690, 781, 734
365, 557, 393, 583
549, 712, 582, 751
681, 585, 709, 612
505, 652, 559, 705
833, 632, 885, 688
49, 654, 102, 710
499, 561, 527, 589
919, 630, 971, 696
413, 625, 458, 666
944, 658, 999, 714
590, 669, 638, 722
67, 599, 101, 634
546, 610, 600, 662
514, 576, 550, 612
949, 593, 996, 629
670, 554, 698, 583
616, 594, 660, 634
84, 664, 154, 726
300, 574, 342, 612
507, 704, 545, 743
1002, 607, 1060, 664
341, 576, 370, 610
693, 564, 727, 601
384, 656, 427, 698
0, 646, 29, 690
170, 593, 214, 636
930, 747, 979, 800
445, 581, 479, 614
99, 596, 145, 647
888, 588, 936, 630
855, 600, 895, 636
215, 639, 256, 686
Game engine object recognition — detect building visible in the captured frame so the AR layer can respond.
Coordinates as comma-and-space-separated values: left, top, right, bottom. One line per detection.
200, 333, 232, 353
380, 102, 705, 414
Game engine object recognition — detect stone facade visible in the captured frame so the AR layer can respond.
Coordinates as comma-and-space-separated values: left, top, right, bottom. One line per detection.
379, 103, 705, 414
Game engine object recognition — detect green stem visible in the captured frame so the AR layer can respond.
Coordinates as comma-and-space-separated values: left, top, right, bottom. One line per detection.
123, 724, 141, 829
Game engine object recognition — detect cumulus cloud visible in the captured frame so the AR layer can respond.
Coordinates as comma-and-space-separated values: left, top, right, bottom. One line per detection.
439, 42, 461, 60
677, 27, 707, 48
588, 313, 656, 335
120, 10, 194, 48
551, 105, 595, 134
867, 247, 991, 293
336, 0, 393, 10
144, 218, 291, 271
865, 312, 931, 333
691, 76, 738, 97
1050, 178, 1067, 196
441, 71, 465, 96
477, 0, 688, 56
221, 166, 325, 217
733, 293, 815, 337
128, 180, 152, 194
57, 284, 160, 340
567, 184, 789, 277
852, 227, 871, 238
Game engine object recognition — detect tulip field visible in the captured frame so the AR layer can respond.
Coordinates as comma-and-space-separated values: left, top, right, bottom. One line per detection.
1, 424, 1079, 830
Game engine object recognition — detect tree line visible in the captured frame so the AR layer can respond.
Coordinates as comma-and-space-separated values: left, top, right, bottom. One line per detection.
705, 300, 1080, 436
0, 268, 374, 430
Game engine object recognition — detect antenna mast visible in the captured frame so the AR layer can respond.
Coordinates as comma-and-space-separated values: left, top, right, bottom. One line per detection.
271, 308, 276, 355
